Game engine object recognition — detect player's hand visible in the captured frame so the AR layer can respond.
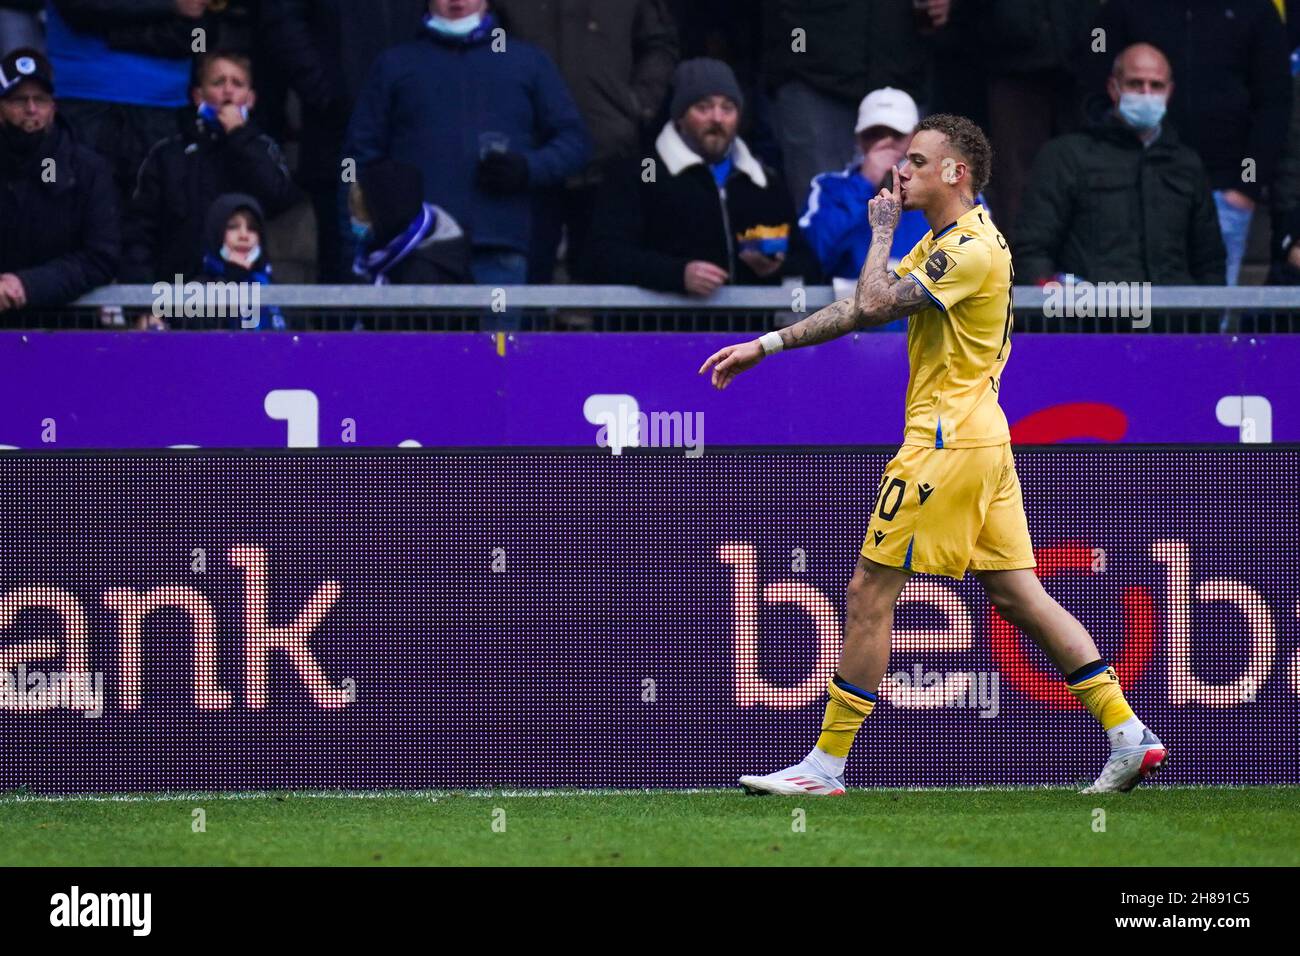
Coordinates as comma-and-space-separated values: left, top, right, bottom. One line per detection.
868, 170, 902, 233
175, 0, 208, 18
684, 260, 729, 296
698, 339, 765, 390
739, 249, 785, 278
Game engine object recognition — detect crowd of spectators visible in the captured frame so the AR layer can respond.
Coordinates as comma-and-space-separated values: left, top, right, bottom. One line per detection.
2, 0, 1299, 325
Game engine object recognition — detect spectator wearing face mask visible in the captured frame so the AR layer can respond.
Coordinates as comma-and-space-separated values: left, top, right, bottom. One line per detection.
120, 50, 300, 283
195, 192, 286, 330
1016, 43, 1225, 290
348, 159, 472, 285
0, 47, 119, 319
345, 0, 591, 289
1085, 0, 1292, 286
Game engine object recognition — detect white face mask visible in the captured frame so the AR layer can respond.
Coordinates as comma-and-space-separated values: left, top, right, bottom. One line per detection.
426, 11, 484, 36
221, 242, 260, 264
1117, 92, 1167, 131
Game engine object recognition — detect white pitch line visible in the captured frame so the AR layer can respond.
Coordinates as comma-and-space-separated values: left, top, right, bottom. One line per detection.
0, 783, 1258, 803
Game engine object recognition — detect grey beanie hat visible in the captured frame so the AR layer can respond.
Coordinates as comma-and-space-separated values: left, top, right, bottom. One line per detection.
669, 57, 744, 119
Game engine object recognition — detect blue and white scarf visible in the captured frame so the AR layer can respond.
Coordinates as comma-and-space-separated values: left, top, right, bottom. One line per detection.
352, 202, 439, 285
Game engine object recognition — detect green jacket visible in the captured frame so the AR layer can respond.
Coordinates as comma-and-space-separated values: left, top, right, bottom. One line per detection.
1015, 114, 1226, 285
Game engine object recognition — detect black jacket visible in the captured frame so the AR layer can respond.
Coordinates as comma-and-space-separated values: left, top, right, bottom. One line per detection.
1086, 0, 1292, 199
588, 122, 813, 291
0, 117, 119, 309
1015, 113, 1226, 285
760, 0, 922, 104
122, 109, 300, 281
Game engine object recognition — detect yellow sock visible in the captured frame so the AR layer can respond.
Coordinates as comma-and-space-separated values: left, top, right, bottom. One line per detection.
1066, 662, 1135, 730
815, 674, 877, 758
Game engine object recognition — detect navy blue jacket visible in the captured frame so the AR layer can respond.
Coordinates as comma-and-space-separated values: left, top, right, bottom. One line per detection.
345, 20, 591, 255
799, 163, 934, 280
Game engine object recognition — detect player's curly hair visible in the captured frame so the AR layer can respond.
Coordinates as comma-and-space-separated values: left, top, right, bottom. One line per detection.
914, 113, 993, 195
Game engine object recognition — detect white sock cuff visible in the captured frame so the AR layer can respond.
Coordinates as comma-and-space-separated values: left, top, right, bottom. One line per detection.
807, 746, 847, 776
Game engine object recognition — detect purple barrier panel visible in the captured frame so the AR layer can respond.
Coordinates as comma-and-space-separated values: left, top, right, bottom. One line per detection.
1, 332, 1297, 447
0, 448, 1296, 792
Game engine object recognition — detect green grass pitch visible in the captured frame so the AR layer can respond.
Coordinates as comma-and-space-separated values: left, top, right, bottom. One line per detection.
2, 786, 1297, 866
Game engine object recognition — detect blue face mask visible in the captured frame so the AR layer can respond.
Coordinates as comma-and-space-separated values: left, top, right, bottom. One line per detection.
425, 11, 484, 36
350, 219, 373, 243
1117, 92, 1166, 131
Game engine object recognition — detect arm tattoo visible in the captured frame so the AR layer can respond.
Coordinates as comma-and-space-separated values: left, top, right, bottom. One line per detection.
854, 220, 932, 326
777, 297, 861, 350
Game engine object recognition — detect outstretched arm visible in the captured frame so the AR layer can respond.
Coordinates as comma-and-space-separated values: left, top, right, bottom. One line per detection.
777, 296, 860, 349
698, 296, 860, 390
699, 175, 931, 390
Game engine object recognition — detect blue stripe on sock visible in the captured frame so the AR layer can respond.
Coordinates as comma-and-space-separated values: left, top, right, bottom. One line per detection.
832, 674, 878, 702
1067, 662, 1110, 685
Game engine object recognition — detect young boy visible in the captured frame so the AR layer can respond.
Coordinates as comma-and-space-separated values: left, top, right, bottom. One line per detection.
122, 51, 300, 284
196, 193, 286, 331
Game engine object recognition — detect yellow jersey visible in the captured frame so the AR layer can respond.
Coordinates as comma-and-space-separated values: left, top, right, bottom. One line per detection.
893, 204, 1013, 449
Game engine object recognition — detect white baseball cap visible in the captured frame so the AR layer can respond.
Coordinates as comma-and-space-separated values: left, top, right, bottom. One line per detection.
855, 87, 919, 136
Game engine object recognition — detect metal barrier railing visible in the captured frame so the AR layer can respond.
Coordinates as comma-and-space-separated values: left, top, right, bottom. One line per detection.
0, 284, 1292, 333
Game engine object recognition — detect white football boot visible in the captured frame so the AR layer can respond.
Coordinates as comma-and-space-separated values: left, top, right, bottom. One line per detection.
1080, 728, 1168, 794
739, 759, 846, 796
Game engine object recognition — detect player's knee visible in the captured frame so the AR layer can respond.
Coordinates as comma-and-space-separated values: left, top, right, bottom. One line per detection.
980, 571, 1048, 630
989, 596, 1021, 627
987, 590, 1034, 629
846, 562, 896, 618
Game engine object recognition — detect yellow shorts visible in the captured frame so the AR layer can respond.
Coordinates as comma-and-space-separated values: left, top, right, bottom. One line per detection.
860, 442, 1037, 579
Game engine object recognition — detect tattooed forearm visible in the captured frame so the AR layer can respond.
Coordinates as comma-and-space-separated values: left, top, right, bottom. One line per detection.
777, 297, 861, 350
853, 193, 936, 325
854, 221, 900, 321
865, 273, 931, 325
